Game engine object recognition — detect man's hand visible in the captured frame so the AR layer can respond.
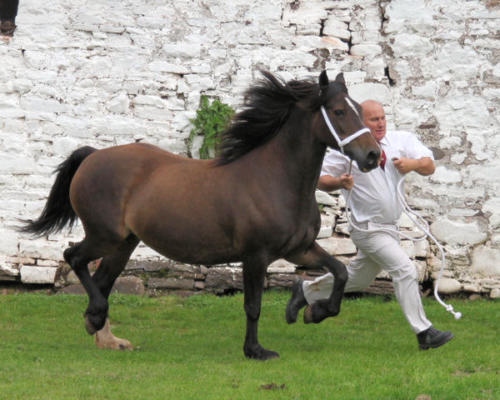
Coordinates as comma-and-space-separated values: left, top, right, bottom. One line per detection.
392, 157, 435, 176
392, 157, 416, 174
338, 174, 354, 190
318, 174, 354, 191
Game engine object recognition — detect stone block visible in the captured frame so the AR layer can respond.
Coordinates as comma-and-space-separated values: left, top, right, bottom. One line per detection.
111, 276, 145, 295
205, 267, 243, 292
317, 237, 356, 256
282, 1, 328, 27
363, 279, 394, 296
59, 284, 86, 295
317, 226, 333, 239
414, 240, 430, 258
430, 166, 462, 184
430, 218, 488, 246
349, 83, 391, 104
20, 266, 57, 284
315, 190, 337, 206
400, 240, 415, 258
471, 246, 500, 276
335, 222, 350, 236
323, 18, 350, 40
36, 259, 60, 267
267, 259, 296, 274
268, 274, 296, 288
0, 263, 19, 281
391, 34, 433, 56
350, 44, 382, 57
434, 278, 461, 294
147, 278, 194, 290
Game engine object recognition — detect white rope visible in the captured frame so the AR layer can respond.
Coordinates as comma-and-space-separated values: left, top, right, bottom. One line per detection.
344, 160, 462, 320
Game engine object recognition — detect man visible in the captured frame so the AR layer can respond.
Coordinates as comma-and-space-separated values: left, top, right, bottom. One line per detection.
286, 100, 454, 350
0, 0, 19, 36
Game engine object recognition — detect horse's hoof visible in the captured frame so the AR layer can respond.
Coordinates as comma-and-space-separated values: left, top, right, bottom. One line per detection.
303, 304, 332, 324
244, 346, 280, 361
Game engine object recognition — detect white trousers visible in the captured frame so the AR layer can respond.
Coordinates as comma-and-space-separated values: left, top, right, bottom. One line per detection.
303, 227, 432, 333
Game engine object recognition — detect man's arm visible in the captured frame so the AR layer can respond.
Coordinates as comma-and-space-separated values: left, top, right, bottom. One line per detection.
392, 157, 435, 176
318, 174, 354, 191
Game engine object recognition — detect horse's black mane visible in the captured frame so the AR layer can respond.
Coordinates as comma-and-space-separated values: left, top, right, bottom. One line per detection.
215, 71, 321, 165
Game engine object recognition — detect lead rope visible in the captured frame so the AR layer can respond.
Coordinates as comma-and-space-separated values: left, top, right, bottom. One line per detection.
344, 160, 462, 320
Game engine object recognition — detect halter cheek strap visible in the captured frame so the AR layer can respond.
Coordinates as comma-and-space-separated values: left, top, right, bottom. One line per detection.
320, 106, 371, 153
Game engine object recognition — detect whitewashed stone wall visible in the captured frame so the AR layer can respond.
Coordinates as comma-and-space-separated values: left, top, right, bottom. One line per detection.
0, 0, 499, 297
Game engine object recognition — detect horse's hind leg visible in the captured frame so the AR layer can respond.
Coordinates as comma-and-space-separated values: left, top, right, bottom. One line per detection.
91, 235, 139, 350
64, 236, 123, 334
91, 234, 139, 299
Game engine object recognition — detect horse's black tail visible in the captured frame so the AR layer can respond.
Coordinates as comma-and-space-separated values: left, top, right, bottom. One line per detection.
19, 146, 97, 237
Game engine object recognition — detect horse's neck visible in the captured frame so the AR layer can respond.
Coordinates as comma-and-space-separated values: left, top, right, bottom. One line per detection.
263, 110, 326, 199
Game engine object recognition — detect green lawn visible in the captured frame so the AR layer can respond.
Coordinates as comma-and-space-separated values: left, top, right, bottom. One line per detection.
0, 291, 498, 400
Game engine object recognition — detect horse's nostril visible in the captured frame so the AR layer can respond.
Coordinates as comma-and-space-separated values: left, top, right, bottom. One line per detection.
367, 150, 379, 166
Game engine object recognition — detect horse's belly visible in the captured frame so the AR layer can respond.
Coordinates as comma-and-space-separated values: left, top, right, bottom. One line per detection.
143, 240, 240, 266
131, 217, 240, 266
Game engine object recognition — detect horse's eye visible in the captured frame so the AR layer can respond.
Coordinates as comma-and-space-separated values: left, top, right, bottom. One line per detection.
334, 109, 345, 117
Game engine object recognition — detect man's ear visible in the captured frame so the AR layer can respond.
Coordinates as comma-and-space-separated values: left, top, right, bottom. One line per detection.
335, 72, 345, 85
319, 70, 329, 95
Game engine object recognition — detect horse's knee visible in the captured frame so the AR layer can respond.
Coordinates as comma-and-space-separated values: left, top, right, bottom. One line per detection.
335, 266, 348, 286
326, 257, 348, 285
244, 304, 261, 321
64, 244, 89, 273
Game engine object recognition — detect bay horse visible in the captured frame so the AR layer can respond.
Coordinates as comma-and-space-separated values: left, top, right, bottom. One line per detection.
22, 71, 380, 360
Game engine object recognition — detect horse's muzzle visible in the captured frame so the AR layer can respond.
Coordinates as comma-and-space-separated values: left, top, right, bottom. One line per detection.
347, 148, 380, 172
363, 149, 380, 172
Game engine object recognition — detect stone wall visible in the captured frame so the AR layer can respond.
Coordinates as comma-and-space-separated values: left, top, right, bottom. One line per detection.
0, 0, 499, 297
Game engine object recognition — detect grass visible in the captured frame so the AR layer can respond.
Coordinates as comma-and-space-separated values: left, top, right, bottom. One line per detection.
0, 291, 498, 400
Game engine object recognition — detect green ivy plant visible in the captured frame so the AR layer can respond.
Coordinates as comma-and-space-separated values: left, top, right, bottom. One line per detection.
187, 95, 235, 159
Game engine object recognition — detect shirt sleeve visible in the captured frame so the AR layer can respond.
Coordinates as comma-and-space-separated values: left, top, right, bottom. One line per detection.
400, 131, 434, 160
320, 150, 349, 177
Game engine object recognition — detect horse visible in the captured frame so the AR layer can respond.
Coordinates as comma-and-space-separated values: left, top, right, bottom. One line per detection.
21, 70, 380, 360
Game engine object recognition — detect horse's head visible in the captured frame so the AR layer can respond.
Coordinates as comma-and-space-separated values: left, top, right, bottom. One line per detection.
314, 71, 380, 172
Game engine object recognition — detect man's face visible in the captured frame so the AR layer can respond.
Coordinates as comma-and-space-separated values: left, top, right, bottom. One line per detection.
362, 102, 386, 142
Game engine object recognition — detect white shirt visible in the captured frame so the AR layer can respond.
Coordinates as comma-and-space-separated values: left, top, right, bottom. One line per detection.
320, 130, 434, 225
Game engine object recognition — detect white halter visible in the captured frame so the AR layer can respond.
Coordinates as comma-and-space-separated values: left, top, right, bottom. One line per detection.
320, 105, 371, 153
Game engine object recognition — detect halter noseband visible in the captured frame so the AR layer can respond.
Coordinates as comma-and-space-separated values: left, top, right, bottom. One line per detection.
320, 106, 371, 154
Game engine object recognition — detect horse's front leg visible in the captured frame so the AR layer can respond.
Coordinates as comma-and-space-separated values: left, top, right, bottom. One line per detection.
242, 255, 279, 360
287, 242, 348, 324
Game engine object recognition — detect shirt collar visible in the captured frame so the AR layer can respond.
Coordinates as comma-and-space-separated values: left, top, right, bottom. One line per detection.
378, 134, 389, 147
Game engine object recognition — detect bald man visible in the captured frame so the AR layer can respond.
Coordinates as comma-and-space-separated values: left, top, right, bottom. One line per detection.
286, 100, 454, 350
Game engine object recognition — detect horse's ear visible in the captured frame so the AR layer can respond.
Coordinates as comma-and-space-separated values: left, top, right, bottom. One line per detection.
319, 70, 329, 94
335, 73, 345, 85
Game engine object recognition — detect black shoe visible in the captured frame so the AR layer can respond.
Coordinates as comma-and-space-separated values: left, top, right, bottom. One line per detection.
286, 279, 307, 324
1, 20, 16, 36
417, 326, 454, 350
